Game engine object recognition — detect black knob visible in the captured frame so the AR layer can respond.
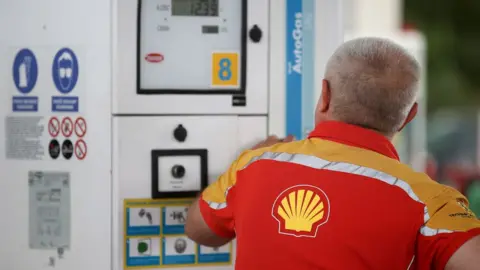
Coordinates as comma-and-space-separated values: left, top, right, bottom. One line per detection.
173, 124, 187, 142
249, 25, 262, 43
171, 165, 186, 179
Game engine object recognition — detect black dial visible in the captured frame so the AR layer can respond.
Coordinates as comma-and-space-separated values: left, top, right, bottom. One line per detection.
171, 165, 186, 179
173, 124, 187, 142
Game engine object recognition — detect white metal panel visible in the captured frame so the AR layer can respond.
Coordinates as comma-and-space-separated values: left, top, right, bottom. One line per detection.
114, 0, 269, 114
113, 116, 267, 269
0, 0, 112, 269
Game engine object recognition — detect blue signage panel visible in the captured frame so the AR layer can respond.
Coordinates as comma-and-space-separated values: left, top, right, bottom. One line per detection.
301, 0, 316, 137
51, 47, 80, 113
13, 48, 38, 94
285, 0, 316, 139
52, 48, 79, 94
51, 96, 79, 112
12, 96, 38, 112
12, 48, 39, 112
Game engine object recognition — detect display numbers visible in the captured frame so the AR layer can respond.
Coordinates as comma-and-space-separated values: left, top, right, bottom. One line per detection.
192, 0, 218, 16
218, 58, 232, 81
172, 0, 219, 17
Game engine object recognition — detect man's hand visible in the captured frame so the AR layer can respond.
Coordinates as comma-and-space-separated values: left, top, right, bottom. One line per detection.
251, 135, 295, 150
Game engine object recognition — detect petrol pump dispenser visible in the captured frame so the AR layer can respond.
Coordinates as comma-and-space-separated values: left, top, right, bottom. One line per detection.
0, 0, 343, 269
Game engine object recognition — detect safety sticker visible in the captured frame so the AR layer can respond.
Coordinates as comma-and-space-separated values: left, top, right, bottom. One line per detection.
61, 117, 73, 137
162, 206, 188, 235
12, 48, 39, 112
126, 237, 161, 267
124, 198, 231, 268
211, 52, 239, 88
74, 139, 87, 160
74, 117, 87, 137
48, 117, 60, 137
126, 204, 162, 237
162, 236, 195, 265
62, 139, 74, 160
51, 47, 80, 112
48, 139, 61, 160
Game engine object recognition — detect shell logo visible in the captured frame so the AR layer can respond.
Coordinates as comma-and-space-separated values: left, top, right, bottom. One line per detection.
272, 185, 330, 238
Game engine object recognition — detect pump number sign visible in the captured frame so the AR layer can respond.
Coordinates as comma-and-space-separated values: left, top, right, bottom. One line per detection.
211, 52, 239, 87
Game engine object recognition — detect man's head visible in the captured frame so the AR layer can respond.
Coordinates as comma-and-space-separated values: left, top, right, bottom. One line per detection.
315, 37, 420, 138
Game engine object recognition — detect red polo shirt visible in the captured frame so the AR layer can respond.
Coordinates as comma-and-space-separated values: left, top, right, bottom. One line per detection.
200, 121, 480, 270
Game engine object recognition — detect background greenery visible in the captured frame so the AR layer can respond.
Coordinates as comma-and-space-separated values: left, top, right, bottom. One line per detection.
404, 0, 480, 112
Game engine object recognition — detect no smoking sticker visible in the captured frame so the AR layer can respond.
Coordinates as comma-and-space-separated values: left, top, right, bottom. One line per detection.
48, 117, 60, 137
75, 139, 87, 160
75, 117, 87, 137
61, 117, 73, 137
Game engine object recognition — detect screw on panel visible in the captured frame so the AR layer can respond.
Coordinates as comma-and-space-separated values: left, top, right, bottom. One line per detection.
48, 257, 55, 267
57, 247, 65, 259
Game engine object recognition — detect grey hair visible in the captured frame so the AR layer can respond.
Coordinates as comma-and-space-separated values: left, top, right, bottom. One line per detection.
324, 37, 420, 136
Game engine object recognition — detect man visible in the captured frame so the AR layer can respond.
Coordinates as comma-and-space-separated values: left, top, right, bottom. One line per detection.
185, 37, 480, 269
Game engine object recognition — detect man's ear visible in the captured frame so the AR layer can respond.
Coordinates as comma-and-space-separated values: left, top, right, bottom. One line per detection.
319, 79, 331, 113
398, 102, 418, 131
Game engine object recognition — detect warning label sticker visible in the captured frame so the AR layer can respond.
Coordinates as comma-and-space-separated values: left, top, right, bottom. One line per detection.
48, 117, 60, 137
74, 117, 87, 137
75, 139, 87, 160
61, 117, 73, 137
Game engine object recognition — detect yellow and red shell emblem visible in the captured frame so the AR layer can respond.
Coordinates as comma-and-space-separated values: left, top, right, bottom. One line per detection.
272, 185, 330, 237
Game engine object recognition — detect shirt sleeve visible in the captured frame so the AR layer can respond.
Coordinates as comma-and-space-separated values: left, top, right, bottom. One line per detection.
198, 152, 247, 239
415, 186, 480, 270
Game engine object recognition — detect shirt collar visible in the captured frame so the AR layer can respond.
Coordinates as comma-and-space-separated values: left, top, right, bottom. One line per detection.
308, 121, 400, 160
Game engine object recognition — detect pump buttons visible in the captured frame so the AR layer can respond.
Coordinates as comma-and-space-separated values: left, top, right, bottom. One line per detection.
171, 165, 186, 179
249, 25, 262, 43
173, 124, 187, 142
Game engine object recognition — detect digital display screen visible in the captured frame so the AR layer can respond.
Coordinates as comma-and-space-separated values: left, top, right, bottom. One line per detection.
172, 0, 219, 17
202, 25, 219, 34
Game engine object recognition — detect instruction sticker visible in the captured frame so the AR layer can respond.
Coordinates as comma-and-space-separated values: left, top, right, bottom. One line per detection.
211, 52, 239, 87
5, 116, 45, 160
124, 198, 231, 268
162, 206, 188, 235
28, 171, 71, 250
198, 243, 232, 264
162, 236, 195, 265
126, 205, 161, 236
126, 237, 161, 267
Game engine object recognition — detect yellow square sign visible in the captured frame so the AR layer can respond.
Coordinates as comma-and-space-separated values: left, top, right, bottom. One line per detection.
211, 52, 239, 87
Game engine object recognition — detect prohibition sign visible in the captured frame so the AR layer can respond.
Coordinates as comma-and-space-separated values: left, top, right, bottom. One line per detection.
75, 139, 87, 160
48, 117, 60, 137
61, 117, 73, 137
74, 117, 87, 137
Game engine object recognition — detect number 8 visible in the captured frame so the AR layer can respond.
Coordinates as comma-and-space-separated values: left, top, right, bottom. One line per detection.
218, 58, 232, 81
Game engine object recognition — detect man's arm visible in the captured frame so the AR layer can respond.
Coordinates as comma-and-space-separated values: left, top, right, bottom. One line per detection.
446, 235, 480, 270
185, 198, 232, 247
416, 186, 480, 270
184, 150, 244, 247
185, 135, 293, 247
